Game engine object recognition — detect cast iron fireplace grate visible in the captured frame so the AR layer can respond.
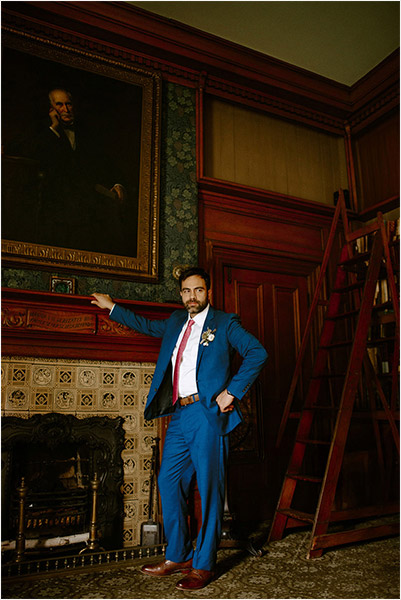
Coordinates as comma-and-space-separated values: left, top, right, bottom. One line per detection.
2, 413, 125, 555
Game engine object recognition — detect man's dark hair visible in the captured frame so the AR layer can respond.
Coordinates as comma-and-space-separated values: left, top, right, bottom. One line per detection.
179, 267, 211, 290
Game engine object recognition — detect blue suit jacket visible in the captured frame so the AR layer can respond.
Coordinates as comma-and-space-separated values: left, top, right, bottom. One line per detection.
111, 304, 268, 435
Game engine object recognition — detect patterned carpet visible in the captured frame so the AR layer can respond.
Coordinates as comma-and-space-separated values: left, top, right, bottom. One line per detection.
2, 524, 399, 599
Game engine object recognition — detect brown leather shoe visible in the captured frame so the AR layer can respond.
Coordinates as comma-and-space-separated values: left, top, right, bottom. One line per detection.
141, 559, 193, 577
176, 568, 214, 590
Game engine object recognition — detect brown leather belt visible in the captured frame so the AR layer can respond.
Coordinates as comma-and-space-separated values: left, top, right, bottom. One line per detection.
179, 393, 200, 407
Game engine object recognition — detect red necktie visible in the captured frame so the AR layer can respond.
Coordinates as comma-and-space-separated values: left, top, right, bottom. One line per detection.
172, 319, 195, 404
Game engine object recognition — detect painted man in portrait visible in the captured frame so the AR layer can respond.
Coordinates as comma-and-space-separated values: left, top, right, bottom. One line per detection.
5, 87, 130, 255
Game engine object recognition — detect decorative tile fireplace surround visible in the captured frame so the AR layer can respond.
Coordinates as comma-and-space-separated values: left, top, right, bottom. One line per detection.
2, 356, 157, 548
1, 288, 180, 550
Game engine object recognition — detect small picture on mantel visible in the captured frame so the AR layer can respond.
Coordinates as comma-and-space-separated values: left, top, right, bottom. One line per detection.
50, 276, 75, 295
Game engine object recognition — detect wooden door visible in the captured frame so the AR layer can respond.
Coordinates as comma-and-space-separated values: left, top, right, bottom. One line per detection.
223, 264, 311, 521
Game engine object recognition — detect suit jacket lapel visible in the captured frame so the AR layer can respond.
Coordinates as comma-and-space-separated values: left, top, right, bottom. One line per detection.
196, 305, 216, 372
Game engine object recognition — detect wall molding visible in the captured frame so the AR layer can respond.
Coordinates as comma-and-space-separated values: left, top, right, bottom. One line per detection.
2, 2, 398, 228
198, 178, 343, 221
348, 83, 399, 134
198, 179, 338, 297
3, 2, 398, 135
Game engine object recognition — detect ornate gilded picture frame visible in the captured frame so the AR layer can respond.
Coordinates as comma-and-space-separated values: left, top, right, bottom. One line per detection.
2, 26, 161, 281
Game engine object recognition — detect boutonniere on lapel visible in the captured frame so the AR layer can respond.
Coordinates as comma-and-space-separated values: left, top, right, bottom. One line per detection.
200, 328, 216, 346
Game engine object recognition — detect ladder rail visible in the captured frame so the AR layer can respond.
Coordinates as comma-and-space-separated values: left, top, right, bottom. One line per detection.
276, 191, 348, 447
365, 360, 386, 494
269, 252, 351, 541
364, 354, 400, 454
377, 212, 400, 328
390, 335, 400, 412
277, 202, 399, 447
307, 233, 385, 556
270, 226, 399, 556
273, 246, 350, 512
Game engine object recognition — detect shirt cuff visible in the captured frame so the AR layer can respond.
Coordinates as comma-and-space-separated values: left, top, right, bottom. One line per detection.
49, 126, 60, 138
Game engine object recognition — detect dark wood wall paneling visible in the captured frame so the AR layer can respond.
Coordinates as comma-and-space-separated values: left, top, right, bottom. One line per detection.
3, 3, 398, 130
2, 1, 399, 521
2, 2, 398, 216
198, 182, 337, 519
354, 109, 400, 214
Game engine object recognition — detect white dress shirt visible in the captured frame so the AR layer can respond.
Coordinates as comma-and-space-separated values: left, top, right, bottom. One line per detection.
171, 304, 210, 398
109, 303, 210, 399
50, 126, 76, 150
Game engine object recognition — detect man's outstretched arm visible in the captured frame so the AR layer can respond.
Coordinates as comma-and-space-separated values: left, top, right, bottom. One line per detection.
91, 293, 167, 338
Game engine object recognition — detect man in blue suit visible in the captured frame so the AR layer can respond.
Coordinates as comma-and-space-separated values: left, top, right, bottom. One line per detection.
91, 267, 267, 590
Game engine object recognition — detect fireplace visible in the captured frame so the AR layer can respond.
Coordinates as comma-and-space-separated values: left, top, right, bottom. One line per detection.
2, 413, 125, 553
2, 290, 176, 551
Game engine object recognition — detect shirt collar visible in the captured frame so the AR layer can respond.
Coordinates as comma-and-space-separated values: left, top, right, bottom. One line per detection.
187, 303, 210, 328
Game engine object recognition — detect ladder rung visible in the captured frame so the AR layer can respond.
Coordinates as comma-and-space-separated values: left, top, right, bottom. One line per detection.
339, 252, 370, 266
373, 301, 393, 311
296, 438, 331, 446
320, 340, 352, 349
278, 508, 314, 523
304, 405, 338, 411
311, 373, 346, 379
327, 309, 359, 320
368, 337, 396, 345
343, 267, 368, 275
346, 222, 380, 242
333, 282, 364, 293
287, 473, 323, 483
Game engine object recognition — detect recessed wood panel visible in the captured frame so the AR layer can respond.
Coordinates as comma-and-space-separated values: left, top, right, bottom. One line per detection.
204, 97, 349, 205
354, 110, 400, 211
224, 265, 310, 520
273, 285, 300, 406
203, 204, 326, 262
233, 282, 264, 342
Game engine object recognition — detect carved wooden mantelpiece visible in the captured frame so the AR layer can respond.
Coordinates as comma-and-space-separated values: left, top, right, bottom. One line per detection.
2, 288, 180, 361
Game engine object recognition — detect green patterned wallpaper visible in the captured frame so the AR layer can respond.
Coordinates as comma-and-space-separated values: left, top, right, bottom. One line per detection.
2, 82, 198, 304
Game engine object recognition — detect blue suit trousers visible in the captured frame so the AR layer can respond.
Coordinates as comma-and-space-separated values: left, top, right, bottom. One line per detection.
158, 401, 229, 571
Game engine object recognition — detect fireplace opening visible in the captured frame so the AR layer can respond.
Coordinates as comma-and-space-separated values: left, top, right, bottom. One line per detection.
9, 441, 90, 541
2, 413, 125, 555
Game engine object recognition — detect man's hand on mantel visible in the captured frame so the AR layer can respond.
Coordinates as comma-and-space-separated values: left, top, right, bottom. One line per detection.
91, 293, 115, 311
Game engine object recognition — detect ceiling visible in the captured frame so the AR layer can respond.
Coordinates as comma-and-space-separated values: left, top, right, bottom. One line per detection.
128, 1, 399, 86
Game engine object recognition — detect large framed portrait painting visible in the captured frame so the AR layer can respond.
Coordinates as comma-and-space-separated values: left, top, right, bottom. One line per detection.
2, 27, 161, 281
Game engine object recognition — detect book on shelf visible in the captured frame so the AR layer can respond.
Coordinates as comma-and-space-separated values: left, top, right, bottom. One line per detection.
372, 278, 390, 306
367, 347, 378, 372
380, 279, 389, 304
